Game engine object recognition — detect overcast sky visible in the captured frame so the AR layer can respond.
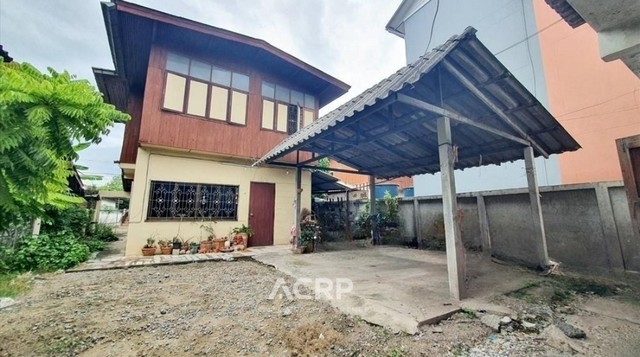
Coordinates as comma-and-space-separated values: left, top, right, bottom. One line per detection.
0, 0, 405, 184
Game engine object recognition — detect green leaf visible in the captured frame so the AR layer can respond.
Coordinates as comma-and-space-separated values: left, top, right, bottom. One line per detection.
72, 142, 91, 152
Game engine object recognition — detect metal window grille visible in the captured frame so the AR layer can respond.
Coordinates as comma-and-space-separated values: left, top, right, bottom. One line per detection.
147, 181, 239, 220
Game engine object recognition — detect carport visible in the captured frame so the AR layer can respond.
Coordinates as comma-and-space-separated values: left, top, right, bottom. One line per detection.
254, 27, 579, 300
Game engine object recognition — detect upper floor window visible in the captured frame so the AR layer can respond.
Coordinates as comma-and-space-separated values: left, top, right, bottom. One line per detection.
260, 81, 316, 134
162, 52, 249, 125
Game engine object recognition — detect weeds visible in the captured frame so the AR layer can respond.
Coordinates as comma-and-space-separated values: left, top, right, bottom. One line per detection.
508, 274, 627, 305
0, 272, 33, 297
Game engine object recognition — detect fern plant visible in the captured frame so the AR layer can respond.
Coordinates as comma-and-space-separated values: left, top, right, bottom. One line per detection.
0, 59, 129, 231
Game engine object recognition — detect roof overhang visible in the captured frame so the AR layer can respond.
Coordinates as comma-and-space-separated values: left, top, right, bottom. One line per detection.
386, 0, 432, 38
95, 0, 349, 107
254, 27, 580, 179
547, 0, 640, 78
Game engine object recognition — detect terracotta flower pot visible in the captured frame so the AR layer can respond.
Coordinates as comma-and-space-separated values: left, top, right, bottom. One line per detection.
160, 246, 172, 255
141, 247, 156, 256
212, 238, 226, 252
200, 241, 212, 253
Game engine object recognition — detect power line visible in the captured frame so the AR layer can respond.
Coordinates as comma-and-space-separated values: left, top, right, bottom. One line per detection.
560, 106, 639, 122
556, 89, 638, 117
425, 0, 440, 51
520, 0, 536, 97
494, 18, 563, 56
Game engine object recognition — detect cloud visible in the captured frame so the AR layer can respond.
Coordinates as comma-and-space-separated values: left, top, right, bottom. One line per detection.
0, 0, 404, 177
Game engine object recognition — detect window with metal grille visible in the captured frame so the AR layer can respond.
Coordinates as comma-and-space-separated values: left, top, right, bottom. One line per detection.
147, 180, 239, 220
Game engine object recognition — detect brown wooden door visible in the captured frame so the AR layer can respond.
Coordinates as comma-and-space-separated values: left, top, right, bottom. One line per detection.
248, 182, 275, 246
617, 134, 640, 271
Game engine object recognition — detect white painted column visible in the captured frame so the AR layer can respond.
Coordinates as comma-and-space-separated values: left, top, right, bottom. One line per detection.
523, 146, 550, 268
437, 116, 466, 300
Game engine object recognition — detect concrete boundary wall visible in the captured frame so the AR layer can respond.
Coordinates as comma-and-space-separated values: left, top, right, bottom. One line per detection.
398, 181, 639, 273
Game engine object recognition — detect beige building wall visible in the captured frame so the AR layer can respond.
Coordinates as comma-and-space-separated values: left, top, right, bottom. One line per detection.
125, 147, 311, 256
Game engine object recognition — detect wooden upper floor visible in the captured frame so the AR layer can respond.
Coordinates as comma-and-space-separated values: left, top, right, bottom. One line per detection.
94, 0, 349, 165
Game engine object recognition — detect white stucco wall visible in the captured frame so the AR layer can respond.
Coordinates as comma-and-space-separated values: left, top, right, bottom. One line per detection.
125, 148, 311, 256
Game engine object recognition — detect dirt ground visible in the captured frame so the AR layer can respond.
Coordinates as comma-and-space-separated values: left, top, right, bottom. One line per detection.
1, 259, 639, 356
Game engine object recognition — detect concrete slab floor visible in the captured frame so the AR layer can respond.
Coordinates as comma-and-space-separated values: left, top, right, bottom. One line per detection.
254, 246, 540, 334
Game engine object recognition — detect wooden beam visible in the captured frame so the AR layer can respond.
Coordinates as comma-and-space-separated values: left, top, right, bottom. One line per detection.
524, 146, 550, 268
438, 116, 466, 300
397, 93, 530, 147
442, 60, 549, 157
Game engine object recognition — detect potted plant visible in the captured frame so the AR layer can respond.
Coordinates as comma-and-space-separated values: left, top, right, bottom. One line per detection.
172, 237, 182, 251
212, 236, 226, 252
158, 240, 172, 255
189, 241, 199, 254
298, 220, 317, 253
200, 221, 217, 253
141, 237, 156, 256
232, 224, 254, 248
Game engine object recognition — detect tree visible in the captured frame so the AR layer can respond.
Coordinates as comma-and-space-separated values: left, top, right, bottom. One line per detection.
0, 60, 129, 231
99, 176, 123, 191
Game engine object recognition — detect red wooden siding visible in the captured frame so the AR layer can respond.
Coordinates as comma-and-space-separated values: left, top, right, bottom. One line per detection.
135, 45, 314, 163
119, 93, 144, 164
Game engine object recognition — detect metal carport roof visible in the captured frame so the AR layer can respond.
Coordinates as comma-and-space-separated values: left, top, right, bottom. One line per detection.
311, 171, 351, 194
253, 27, 580, 178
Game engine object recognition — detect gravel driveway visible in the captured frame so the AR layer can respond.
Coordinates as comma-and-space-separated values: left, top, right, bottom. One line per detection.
0, 259, 637, 356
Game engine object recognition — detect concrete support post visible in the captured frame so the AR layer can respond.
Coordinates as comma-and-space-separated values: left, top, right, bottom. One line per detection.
369, 175, 378, 245
523, 146, 550, 268
413, 197, 422, 248
345, 191, 352, 241
437, 116, 466, 300
295, 166, 302, 247
477, 194, 491, 256
595, 183, 626, 270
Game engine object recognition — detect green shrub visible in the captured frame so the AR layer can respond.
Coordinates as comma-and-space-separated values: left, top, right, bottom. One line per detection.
89, 223, 118, 242
84, 239, 107, 252
41, 204, 92, 239
11, 233, 90, 271
0, 245, 12, 274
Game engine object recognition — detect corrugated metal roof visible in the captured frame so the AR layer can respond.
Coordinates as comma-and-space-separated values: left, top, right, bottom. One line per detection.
311, 171, 351, 194
544, 0, 586, 28
254, 27, 580, 179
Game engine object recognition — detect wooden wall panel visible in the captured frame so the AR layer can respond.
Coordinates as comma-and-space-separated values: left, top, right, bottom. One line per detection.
138, 45, 312, 163
119, 93, 144, 164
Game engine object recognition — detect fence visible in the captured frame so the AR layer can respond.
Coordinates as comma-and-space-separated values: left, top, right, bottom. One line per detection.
398, 181, 639, 273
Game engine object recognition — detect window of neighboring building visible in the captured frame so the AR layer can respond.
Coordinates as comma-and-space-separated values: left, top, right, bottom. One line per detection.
162, 51, 249, 125
261, 81, 316, 133
147, 180, 239, 220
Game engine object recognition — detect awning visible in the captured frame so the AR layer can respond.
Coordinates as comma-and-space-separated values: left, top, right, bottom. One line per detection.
254, 27, 580, 179
311, 171, 351, 194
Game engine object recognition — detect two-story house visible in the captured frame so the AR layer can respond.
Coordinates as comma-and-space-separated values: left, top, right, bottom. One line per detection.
93, 0, 349, 255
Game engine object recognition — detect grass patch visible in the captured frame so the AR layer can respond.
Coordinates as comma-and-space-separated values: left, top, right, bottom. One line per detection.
461, 307, 477, 318
507, 274, 627, 305
0, 272, 33, 297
